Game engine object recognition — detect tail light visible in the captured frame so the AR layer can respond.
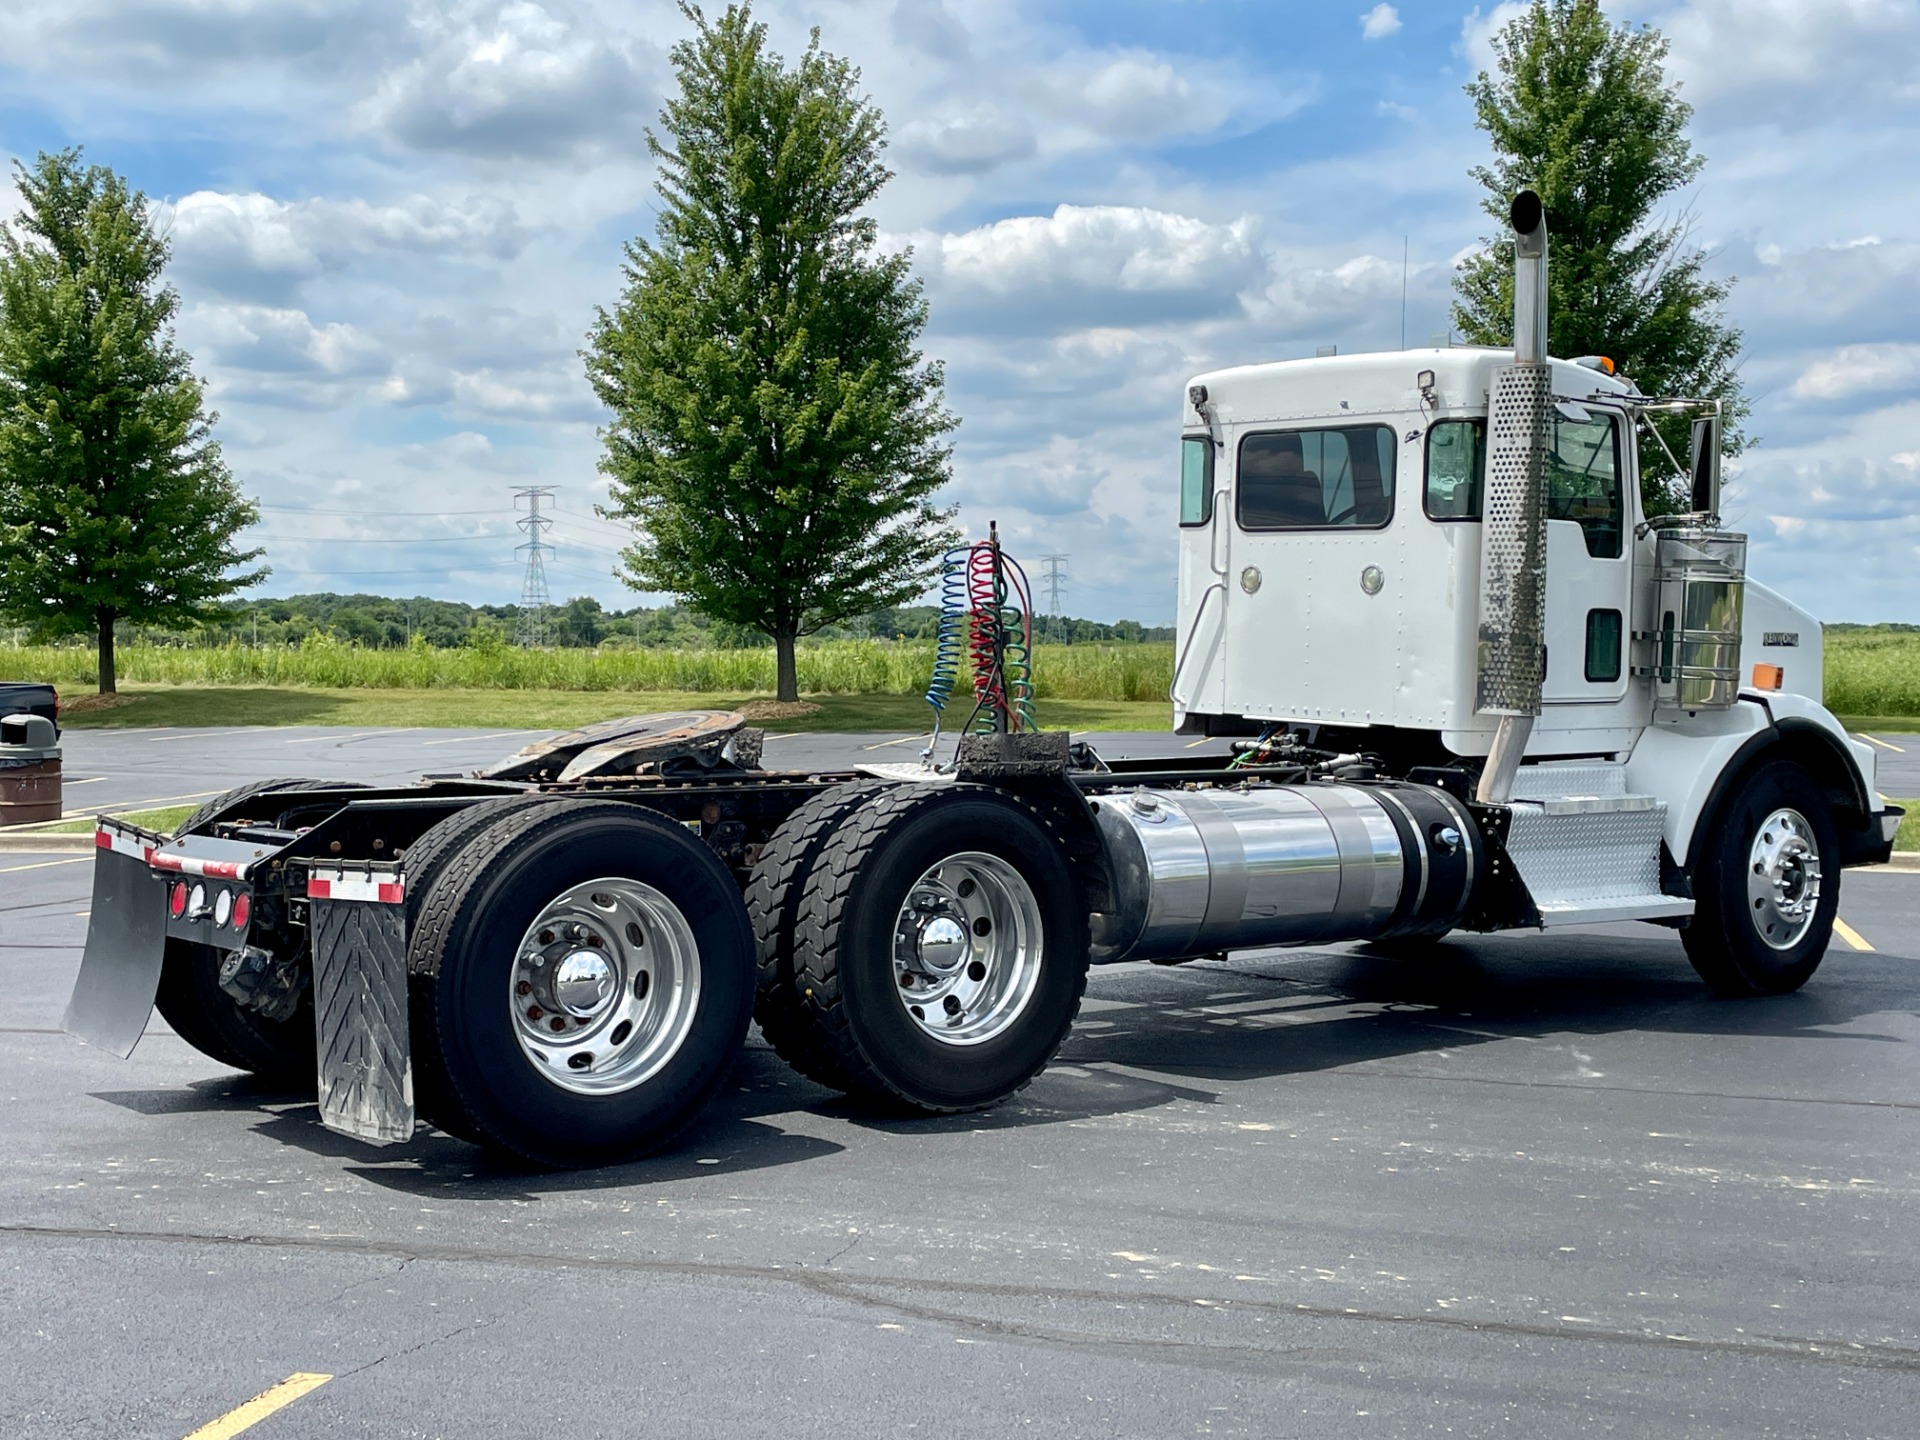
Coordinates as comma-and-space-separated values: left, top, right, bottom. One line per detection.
231, 893, 251, 930
169, 882, 188, 918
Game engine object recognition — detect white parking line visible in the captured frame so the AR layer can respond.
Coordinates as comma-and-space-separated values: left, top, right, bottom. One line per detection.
862, 733, 932, 750
59, 788, 224, 818
283, 730, 386, 745
147, 727, 276, 742
420, 730, 529, 746
1857, 733, 1906, 753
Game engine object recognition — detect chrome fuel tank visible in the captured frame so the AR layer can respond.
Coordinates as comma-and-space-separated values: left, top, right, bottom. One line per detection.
1089, 782, 1477, 965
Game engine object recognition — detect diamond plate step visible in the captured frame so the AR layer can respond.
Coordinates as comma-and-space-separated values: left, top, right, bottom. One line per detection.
1505, 792, 1694, 928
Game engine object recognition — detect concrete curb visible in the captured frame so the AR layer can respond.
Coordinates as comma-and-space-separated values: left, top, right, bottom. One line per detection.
1865, 852, 1920, 874
0, 831, 92, 852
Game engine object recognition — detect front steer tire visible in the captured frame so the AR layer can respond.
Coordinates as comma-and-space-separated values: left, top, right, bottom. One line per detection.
1682, 759, 1840, 997
406, 799, 755, 1167
784, 784, 1090, 1114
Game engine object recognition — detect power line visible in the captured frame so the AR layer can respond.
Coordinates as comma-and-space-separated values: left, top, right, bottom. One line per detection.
514, 486, 556, 647
252, 533, 508, 544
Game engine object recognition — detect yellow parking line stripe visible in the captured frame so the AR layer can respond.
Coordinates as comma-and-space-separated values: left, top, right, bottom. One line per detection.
1856, 733, 1906, 753
183, 1373, 332, 1440
1834, 918, 1875, 953
1185, 737, 1213, 748
0, 857, 90, 873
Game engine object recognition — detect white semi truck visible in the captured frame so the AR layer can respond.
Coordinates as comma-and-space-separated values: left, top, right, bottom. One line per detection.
64, 193, 1901, 1167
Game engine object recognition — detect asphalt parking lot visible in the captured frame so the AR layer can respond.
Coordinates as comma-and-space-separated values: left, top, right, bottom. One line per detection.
3, 728, 1919, 1437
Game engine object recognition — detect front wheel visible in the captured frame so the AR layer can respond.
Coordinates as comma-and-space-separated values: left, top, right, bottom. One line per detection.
407, 800, 754, 1166
1682, 759, 1839, 997
785, 784, 1089, 1113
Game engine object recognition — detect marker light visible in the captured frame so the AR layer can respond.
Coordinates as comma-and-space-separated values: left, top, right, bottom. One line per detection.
1751, 663, 1785, 691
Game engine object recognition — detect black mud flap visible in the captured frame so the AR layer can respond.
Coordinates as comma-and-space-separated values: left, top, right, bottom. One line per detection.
63, 827, 168, 1058
308, 865, 414, 1144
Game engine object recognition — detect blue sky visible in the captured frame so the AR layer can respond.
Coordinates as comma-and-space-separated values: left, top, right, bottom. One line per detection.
2, 0, 1917, 624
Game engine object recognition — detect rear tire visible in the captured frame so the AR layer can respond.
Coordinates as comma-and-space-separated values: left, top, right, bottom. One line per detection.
156, 779, 369, 1085
407, 800, 754, 1166
153, 940, 316, 1087
786, 785, 1089, 1113
1682, 759, 1839, 997
179, 777, 369, 836
745, 781, 887, 1091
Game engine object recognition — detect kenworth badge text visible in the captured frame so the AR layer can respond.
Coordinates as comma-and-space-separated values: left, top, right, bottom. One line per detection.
64, 194, 1902, 1167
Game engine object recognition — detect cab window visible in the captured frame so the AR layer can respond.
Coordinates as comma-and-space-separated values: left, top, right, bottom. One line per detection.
1425, 420, 1484, 518
1548, 412, 1623, 559
1180, 435, 1213, 526
1236, 425, 1395, 530
1420, 411, 1625, 559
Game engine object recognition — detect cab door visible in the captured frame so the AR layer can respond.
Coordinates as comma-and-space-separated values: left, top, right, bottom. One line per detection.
1540, 402, 1631, 704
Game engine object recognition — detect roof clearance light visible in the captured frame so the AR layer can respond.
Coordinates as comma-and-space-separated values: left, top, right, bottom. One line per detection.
231, 893, 251, 931
1573, 355, 1616, 375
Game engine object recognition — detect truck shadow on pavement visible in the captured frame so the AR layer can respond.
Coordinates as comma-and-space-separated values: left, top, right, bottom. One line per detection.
85, 928, 1918, 1195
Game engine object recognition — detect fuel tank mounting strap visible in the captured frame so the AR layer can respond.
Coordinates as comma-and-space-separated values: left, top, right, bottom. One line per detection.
1301, 786, 1397, 935
1175, 790, 1248, 937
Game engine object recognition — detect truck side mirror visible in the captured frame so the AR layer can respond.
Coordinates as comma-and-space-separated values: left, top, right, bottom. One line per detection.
1689, 414, 1721, 515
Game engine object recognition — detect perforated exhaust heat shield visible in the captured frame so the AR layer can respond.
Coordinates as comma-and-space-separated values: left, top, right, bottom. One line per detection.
1475, 362, 1553, 716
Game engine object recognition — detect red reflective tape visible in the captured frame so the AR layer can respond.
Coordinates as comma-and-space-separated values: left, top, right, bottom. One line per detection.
306, 877, 333, 899
94, 830, 109, 850
151, 852, 245, 879
377, 881, 405, 904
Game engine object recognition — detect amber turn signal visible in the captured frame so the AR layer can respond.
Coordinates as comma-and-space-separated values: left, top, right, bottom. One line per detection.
1751, 663, 1784, 691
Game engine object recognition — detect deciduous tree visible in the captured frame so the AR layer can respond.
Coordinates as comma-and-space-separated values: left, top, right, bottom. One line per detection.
0, 149, 264, 691
586, 3, 958, 701
1452, 0, 1747, 514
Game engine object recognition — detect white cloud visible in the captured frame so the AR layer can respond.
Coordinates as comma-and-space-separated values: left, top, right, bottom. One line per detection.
164, 191, 531, 301
919, 204, 1267, 331
1790, 343, 1920, 401
1361, 5, 1402, 41
1458, 3, 1530, 71
361, 1, 660, 158
896, 111, 1036, 176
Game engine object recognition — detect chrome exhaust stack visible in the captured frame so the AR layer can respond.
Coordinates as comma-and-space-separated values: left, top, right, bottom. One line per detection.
1475, 190, 1554, 805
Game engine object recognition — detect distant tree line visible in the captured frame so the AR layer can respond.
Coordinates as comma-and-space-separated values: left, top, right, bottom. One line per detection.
3, 592, 1172, 651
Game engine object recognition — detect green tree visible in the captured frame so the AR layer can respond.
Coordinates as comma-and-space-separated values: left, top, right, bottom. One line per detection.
0, 149, 264, 691
1452, 0, 1747, 514
586, 3, 958, 701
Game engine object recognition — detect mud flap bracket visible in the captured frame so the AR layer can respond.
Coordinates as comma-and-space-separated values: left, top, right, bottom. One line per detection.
308, 865, 414, 1144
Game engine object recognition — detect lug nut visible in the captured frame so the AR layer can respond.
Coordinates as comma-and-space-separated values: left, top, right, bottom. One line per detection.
516, 981, 532, 997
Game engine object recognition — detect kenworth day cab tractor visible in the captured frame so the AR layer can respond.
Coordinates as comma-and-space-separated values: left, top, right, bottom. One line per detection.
64, 194, 1901, 1167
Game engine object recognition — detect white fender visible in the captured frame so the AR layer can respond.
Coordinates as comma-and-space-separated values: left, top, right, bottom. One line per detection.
1625, 693, 1878, 865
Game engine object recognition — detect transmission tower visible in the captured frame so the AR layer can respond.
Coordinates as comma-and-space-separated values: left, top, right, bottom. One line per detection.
514, 486, 556, 647
1039, 553, 1068, 643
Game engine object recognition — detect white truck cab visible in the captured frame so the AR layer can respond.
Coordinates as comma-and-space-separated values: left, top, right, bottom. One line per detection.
1169, 192, 1897, 987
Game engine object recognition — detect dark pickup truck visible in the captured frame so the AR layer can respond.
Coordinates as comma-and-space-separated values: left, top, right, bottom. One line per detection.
0, 681, 59, 736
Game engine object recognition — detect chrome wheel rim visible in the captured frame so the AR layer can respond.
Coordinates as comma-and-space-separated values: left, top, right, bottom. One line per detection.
892, 851, 1043, 1046
1747, 807, 1822, 951
508, 877, 701, 1095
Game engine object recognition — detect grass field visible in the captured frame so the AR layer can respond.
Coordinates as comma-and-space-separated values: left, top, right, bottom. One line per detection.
1824, 629, 1920, 718
6, 638, 1174, 702
1898, 801, 1919, 852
